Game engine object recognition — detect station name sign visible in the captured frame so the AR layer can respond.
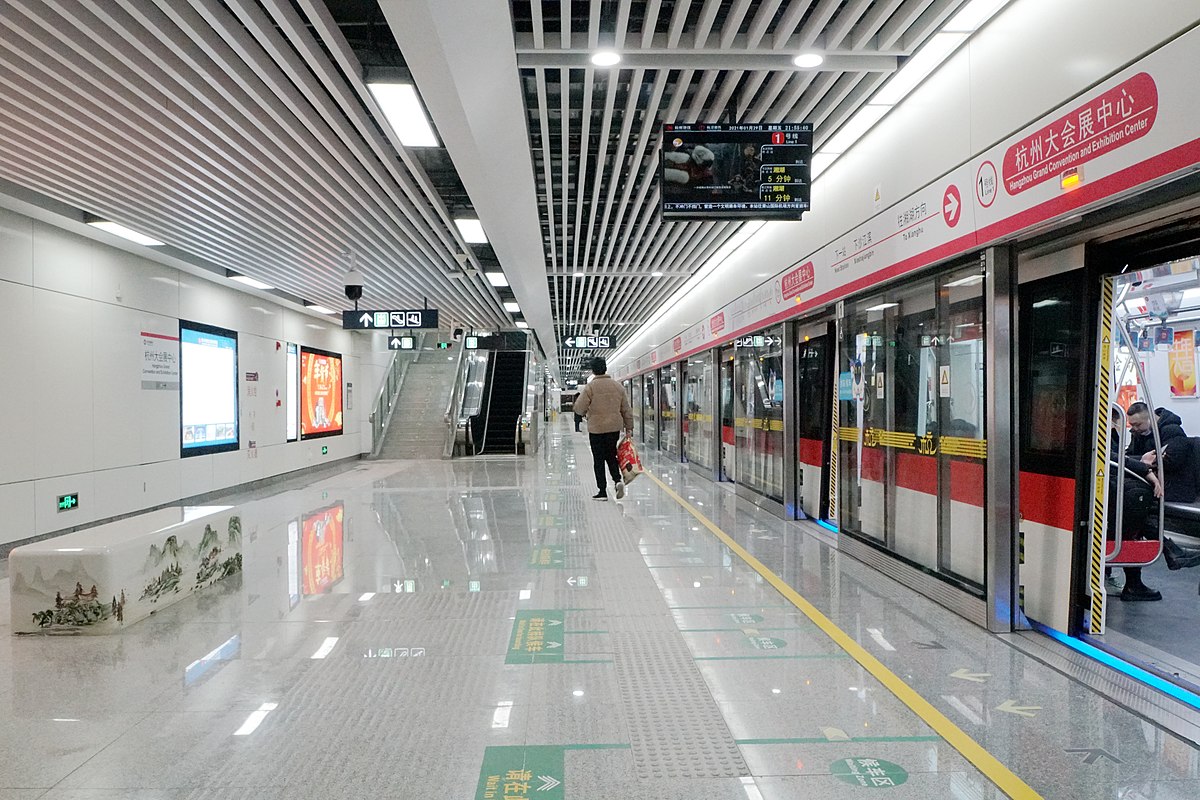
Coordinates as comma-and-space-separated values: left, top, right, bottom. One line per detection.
343, 309, 439, 330
564, 335, 615, 349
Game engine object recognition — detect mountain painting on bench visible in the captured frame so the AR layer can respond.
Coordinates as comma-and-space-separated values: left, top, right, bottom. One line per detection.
10, 508, 243, 634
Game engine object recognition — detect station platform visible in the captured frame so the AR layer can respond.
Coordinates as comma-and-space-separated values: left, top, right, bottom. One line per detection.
1, 418, 1199, 799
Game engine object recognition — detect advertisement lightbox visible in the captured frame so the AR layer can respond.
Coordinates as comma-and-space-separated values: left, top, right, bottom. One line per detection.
302, 504, 344, 595
300, 347, 343, 439
179, 321, 239, 457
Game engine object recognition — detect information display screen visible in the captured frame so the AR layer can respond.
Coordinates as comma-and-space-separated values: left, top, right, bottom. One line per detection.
300, 347, 343, 439
286, 343, 299, 442
301, 504, 344, 595
660, 123, 812, 220
180, 321, 239, 457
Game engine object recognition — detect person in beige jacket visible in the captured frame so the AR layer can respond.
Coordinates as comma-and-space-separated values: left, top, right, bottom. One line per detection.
572, 356, 634, 500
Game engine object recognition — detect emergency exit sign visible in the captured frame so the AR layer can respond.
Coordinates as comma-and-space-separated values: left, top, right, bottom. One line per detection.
57, 493, 79, 512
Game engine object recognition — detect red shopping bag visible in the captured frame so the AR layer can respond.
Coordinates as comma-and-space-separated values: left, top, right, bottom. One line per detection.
617, 436, 643, 484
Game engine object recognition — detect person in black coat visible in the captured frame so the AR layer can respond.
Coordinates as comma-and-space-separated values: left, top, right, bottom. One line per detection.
1109, 409, 1164, 601
1126, 403, 1198, 503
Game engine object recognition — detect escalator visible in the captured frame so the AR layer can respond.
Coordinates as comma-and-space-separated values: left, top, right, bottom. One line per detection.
473, 351, 528, 455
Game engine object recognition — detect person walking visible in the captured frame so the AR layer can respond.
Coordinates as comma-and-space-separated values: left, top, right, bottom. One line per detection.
572, 357, 634, 501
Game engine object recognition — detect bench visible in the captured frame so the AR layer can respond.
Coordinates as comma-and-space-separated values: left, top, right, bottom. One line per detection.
8, 505, 242, 634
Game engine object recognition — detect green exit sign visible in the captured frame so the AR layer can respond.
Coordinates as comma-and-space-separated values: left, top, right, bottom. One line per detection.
321, 445, 329, 455
57, 493, 79, 512
437, 341, 453, 350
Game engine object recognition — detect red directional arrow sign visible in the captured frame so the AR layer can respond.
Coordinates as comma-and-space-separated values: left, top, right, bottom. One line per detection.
942, 184, 962, 227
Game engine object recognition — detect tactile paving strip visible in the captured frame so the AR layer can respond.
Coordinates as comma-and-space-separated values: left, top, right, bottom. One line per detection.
612, 630, 749, 778
592, 554, 748, 778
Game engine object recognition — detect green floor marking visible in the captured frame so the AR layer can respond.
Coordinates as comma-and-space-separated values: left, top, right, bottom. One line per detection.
529, 546, 565, 569
475, 746, 564, 799
506, 610, 565, 664
747, 635, 788, 650
536, 515, 567, 528
730, 612, 765, 624
563, 629, 608, 634
830, 757, 909, 788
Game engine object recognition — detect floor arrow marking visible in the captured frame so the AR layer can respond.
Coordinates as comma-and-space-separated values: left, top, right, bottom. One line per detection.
995, 699, 1041, 717
1065, 747, 1122, 765
950, 668, 991, 683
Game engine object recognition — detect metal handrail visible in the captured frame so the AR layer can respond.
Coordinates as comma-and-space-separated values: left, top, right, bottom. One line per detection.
443, 342, 471, 458
476, 354, 499, 455
369, 331, 425, 457
1108, 404, 1129, 560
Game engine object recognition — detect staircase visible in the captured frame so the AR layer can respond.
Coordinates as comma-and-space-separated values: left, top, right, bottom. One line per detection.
374, 355, 458, 459
477, 351, 527, 454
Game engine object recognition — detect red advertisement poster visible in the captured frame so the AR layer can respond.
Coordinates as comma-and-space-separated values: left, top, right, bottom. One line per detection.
302, 505, 344, 595
300, 348, 343, 437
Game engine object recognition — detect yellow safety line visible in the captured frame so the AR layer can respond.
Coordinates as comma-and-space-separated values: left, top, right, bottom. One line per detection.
645, 472, 1042, 800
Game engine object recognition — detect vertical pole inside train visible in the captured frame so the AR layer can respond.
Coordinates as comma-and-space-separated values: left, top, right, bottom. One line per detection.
829, 305, 842, 524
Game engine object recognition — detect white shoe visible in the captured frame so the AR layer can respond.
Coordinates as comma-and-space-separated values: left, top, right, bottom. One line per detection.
614, 481, 625, 500
1105, 576, 1123, 596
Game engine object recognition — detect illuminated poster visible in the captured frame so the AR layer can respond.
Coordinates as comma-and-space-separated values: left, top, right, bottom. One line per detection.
1169, 330, 1198, 398
286, 343, 299, 442
300, 347, 343, 438
302, 504, 344, 595
180, 321, 239, 456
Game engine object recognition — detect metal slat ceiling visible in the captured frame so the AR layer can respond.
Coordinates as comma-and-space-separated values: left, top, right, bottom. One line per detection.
0, 0, 971, 378
513, 0, 966, 377
0, 0, 509, 330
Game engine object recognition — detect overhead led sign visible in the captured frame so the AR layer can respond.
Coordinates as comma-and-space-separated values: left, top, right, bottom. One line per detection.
342, 309, 439, 330
564, 335, 615, 349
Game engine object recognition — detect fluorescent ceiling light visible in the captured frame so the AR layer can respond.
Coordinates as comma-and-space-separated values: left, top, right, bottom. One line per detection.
233, 702, 279, 736
305, 304, 336, 315
357, 593, 375, 602
504, 301, 521, 313
873, 32, 968, 106
651, 271, 664, 277
518, 588, 532, 600
86, 219, 164, 246
865, 302, 899, 312
310, 636, 339, 659
822, 104, 892, 155
573, 271, 585, 279
455, 218, 488, 243
516, 321, 529, 329
492, 701, 514, 728
366, 83, 439, 147
591, 50, 621, 67
228, 273, 274, 291
485, 272, 509, 287
792, 53, 824, 69
944, 0, 1010, 32
946, 274, 985, 287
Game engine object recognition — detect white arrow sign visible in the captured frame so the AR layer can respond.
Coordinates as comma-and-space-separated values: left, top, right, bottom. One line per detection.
544, 641, 562, 649
359, 312, 373, 327
944, 192, 960, 222
567, 577, 576, 586
995, 699, 1041, 717
950, 668, 991, 683
546, 619, 563, 626
537, 775, 560, 792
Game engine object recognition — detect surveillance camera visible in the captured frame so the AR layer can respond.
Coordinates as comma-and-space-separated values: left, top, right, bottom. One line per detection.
344, 269, 364, 302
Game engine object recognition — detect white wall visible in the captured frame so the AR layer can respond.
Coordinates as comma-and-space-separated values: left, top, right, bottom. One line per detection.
612, 0, 1200, 373
0, 207, 391, 546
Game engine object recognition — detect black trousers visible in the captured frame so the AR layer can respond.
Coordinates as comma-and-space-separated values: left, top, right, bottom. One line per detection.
589, 431, 622, 491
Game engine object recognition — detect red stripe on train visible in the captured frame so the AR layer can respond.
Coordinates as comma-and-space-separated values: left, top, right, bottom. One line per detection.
798, 437, 824, 467
895, 453, 937, 494
950, 460, 985, 507
1019, 471, 1076, 531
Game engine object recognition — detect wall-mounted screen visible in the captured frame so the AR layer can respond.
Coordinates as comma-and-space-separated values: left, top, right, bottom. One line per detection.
300, 347, 343, 439
286, 343, 299, 442
180, 321, 239, 457
660, 123, 812, 220
302, 504, 344, 595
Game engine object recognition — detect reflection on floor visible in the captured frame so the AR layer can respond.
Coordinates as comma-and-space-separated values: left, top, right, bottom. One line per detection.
0, 418, 1197, 798
1106, 553, 1200, 687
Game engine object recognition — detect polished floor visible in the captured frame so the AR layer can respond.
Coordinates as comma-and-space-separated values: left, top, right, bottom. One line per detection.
2, 419, 1200, 798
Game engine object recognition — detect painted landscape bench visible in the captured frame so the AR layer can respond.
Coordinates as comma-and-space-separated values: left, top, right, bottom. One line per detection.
8, 506, 242, 634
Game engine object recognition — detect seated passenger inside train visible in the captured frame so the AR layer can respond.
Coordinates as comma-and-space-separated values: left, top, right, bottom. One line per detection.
1126, 403, 1198, 503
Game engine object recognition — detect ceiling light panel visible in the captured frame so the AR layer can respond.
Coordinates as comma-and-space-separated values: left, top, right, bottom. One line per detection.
455, 218, 488, 243
86, 220, 164, 246
366, 83, 440, 147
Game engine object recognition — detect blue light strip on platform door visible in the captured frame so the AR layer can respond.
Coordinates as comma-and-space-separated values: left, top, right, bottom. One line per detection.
1033, 622, 1200, 712
816, 520, 839, 534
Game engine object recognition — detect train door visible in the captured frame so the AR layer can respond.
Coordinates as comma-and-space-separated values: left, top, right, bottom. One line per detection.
719, 346, 735, 481
794, 322, 834, 520
1018, 215, 1200, 691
